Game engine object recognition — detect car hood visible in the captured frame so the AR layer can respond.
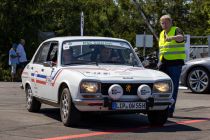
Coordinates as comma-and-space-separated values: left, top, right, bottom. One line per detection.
66, 65, 169, 81
186, 57, 210, 64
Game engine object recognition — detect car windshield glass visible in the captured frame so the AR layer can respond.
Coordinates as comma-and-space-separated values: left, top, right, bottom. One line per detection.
61, 40, 141, 66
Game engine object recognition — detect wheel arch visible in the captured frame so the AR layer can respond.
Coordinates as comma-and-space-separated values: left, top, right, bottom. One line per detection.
58, 82, 70, 104
24, 82, 32, 93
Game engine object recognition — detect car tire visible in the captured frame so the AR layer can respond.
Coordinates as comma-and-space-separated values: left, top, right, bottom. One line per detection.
147, 109, 168, 126
25, 85, 41, 112
60, 88, 80, 126
187, 67, 210, 94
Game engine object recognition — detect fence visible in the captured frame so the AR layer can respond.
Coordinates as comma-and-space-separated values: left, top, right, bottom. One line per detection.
185, 35, 210, 61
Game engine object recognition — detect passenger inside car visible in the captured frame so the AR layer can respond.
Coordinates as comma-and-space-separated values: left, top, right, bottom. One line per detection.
47, 44, 58, 66
98, 47, 120, 63
51, 51, 58, 64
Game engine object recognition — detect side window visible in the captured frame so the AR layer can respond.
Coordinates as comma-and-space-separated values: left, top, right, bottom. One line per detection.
47, 42, 58, 62
33, 42, 50, 64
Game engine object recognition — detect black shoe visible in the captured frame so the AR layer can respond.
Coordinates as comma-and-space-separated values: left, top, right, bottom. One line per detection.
168, 113, 173, 118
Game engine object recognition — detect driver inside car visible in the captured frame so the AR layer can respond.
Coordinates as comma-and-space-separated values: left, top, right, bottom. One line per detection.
62, 48, 75, 65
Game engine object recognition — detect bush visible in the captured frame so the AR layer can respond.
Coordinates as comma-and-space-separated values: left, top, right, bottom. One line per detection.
0, 67, 11, 81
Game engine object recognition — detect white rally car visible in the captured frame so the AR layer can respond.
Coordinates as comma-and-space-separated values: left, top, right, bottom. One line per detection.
21, 36, 174, 126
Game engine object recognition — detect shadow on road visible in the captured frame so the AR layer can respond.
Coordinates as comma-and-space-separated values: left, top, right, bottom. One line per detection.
37, 107, 207, 133
38, 108, 61, 121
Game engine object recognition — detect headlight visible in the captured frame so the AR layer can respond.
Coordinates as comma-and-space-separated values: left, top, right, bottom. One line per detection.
80, 81, 101, 93
153, 81, 172, 93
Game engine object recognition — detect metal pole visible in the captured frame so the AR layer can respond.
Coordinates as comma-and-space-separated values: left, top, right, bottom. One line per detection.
80, 11, 84, 54
185, 35, 191, 61
143, 31, 146, 60
80, 11, 84, 36
132, 0, 159, 42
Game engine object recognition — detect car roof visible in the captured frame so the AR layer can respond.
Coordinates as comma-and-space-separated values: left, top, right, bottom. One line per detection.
44, 36, 128, 43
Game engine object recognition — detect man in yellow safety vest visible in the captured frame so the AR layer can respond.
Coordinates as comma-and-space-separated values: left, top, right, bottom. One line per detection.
158, 14, 186, 117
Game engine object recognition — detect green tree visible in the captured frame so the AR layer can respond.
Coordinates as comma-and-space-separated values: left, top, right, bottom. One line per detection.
0, 0, 209, 81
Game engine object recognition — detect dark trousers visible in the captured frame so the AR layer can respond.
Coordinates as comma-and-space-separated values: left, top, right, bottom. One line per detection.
159, 64, 182, 113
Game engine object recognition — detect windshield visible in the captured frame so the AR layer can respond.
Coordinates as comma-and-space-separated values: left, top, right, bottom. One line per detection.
61, 40, 141, 66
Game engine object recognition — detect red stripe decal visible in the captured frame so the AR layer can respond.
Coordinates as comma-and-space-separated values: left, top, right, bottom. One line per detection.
31, 79, 46, 85
36, 80, 46, 85
39, 118, 210, 140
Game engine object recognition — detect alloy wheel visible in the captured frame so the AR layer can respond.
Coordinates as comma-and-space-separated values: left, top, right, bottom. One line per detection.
61, 91, 69, 120
188, 68, 209, 93
26, 87, 33, 109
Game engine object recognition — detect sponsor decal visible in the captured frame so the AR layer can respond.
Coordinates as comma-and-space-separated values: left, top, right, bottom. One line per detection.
108, 84, 123, 100
137, 84, 151, 100
63, 42, 72, 50
30, 69, 62, 86
83, 41, 112, 46
31, 73, 47, 85
141, 89, 151, 95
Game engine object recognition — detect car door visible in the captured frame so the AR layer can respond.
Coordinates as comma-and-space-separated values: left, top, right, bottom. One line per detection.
32, 41, 59, 101
31, 42, 51, 97
40, 41, 59, 101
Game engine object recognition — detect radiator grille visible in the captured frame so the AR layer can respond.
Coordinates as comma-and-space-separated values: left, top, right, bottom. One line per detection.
101, 83, 153, 95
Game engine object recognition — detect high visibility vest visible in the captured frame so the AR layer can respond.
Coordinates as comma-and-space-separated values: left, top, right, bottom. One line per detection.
159, 26, 186, 61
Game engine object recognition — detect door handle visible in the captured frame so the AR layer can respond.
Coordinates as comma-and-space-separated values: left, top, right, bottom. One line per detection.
31, 67, 33, 70
41, 69, 44, 72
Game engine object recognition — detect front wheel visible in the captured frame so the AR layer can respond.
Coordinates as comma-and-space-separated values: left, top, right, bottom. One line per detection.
147, 109, 168, 126
25, 85, 41, 112
60, 88, 80, 126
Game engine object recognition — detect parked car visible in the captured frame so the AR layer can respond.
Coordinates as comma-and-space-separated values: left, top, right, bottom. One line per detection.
180, 57, 210, 94
21, 36, 174, 126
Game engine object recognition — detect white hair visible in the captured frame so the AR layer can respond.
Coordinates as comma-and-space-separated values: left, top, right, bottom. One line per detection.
160, 14, 172, 24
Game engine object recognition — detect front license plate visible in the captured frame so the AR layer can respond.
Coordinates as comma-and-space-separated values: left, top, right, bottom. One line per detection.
112, 102, 146, 110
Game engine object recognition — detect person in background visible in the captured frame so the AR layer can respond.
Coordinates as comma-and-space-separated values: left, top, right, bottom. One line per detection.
158, 14, 186, 117
16, 39, 27, 81
9, 43, 19, 82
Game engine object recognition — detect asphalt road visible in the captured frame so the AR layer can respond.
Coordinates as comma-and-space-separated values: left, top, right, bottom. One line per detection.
0, 82, 210, 140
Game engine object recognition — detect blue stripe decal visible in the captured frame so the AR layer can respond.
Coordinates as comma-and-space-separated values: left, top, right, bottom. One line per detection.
37, 74, 47, 79
31, 69, 62, 80
31, 73, 47, 79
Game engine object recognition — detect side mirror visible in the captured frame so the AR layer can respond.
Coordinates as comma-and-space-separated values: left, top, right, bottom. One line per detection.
142, 60, 149, 67
43, 61, 56, 67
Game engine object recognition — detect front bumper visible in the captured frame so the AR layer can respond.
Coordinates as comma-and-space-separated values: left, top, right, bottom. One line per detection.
74, 97, 174, 112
